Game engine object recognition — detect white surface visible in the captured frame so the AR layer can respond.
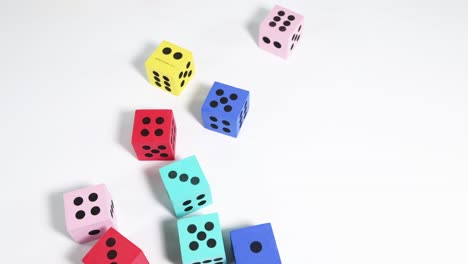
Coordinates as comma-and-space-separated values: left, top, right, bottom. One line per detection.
1, 0, 468, 263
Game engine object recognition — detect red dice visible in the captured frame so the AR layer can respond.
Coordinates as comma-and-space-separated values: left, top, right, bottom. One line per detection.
82, 227, 149, 264
131, 109, 176, 160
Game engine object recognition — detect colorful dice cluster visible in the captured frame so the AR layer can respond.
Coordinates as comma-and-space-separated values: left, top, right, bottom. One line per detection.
61, 4, 302, 263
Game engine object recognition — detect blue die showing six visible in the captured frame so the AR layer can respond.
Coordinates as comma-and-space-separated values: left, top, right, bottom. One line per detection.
230, 223, 282, 264
201, 82, 250, 138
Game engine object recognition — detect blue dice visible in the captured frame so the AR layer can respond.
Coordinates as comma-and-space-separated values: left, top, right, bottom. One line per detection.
230, 223, 282, 264
177, 212, 227, 264
159, 155, 213, 218
201, 82, 250, 138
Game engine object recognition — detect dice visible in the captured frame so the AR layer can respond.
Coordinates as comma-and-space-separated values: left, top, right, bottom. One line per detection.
82, 227, 149, 264
63, 184, 116, 243
145, 40, 195, 96
258, 5, 304, 59
230, 223, 282, 264
177, 213, 226, 264
131, 109, 177, 161
159, 155, 212, 217
201, 82, 250, 138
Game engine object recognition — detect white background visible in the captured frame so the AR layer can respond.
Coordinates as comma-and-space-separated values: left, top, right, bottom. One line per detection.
1, 0, 468, 263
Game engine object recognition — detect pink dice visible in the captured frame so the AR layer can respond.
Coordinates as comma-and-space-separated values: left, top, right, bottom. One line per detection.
258, 5, 304, 59
63, 184, 116, 243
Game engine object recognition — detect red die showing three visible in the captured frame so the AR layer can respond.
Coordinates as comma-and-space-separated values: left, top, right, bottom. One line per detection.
131, 109, 176, 160
82, 227, 149, 264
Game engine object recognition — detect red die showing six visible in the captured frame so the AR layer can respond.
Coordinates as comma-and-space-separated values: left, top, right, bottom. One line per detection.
131, 109, 177, 160
82, 227, 149, 264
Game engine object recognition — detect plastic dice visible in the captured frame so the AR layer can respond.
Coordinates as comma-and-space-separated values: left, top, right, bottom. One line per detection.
177, 213, 226, 264
259, 5, 304, 59
159, 155, 212, 218
230, 223, 282, 264
63, 184, 116, 243
201, 82, 250, 138
145, 40, 195, 96
82, 227, 149, 264
131, 109, 177, 161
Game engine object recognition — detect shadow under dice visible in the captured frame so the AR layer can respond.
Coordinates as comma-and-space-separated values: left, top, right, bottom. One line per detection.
82, 227, 149, 264
145, 40, 195, 96
131, 109, 176, 161
63, 184, 116, 244
230, 223, 282, 264
201, 82, 250, 138
258, 5, 304, 59
177, 213, 226, 264
159, 155, 213, 218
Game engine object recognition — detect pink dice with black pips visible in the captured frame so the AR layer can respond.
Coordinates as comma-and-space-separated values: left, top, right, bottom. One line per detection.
63, 184, 116, 244
258, 5, 304, 59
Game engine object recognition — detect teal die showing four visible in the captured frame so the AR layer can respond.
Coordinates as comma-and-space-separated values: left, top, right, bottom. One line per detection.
160, 155, 213, 218
177, 213, 226, 264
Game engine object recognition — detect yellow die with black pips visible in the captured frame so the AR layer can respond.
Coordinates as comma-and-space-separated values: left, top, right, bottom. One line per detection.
145, 40, 195, 96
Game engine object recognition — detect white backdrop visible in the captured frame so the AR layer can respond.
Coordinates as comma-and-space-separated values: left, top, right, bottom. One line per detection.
1, 0, 468, 263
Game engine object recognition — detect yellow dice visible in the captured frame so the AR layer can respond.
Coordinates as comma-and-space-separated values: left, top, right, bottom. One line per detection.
145, 40, 196, 96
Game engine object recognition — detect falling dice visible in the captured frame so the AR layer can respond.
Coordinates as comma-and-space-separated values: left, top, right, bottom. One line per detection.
159, 155, 212, 218
230, 223, 282, 264
145, 40, 195, 96
259, 5, 304, 59
63, 184, 116, 243
177, 213, 226, 264
82, 227, 149, 264
201, 82, 250, 138
131, 109, 176, 161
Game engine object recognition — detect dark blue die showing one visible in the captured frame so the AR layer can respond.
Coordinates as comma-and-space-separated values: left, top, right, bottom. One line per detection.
230, 223, 282, 264
201, 82, 250, 138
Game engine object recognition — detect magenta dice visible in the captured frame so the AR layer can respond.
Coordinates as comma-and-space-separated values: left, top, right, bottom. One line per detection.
258, 5, 304, 59
63, 184, 116, 243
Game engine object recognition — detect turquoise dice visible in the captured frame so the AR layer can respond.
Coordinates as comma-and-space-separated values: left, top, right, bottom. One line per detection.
160, 155, 213, 218
177, 213, 226, 264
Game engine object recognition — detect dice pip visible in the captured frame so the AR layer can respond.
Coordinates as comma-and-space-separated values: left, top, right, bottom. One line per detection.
145, 40, 195, 96
201, 82, 250, 138
63, 184, 116, 243
259, 5, 304, 59
159, 155, 212, 218
82, 227, 149, 264
177, 213, 226, 264
131, 109, 176, 161
230, 223, 282, 264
